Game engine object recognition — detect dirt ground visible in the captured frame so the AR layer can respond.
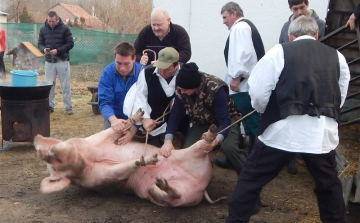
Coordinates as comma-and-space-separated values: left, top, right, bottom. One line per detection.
0, 65, 359, 223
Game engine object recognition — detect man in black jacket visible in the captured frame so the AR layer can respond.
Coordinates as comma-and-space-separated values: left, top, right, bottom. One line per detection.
38, 11, 74, 115
134, 7, 191, 66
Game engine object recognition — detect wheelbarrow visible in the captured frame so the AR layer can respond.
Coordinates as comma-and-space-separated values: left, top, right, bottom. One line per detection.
87, 86, 100, 115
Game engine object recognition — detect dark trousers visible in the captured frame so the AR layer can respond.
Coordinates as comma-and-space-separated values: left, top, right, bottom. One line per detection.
226, 138, 346, 223
183, 119, 247, 171
0, 51, 5, 72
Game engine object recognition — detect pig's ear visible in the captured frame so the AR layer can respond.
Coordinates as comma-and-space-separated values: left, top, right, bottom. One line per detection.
34, 134, 61, 151
40, 176, 71, 194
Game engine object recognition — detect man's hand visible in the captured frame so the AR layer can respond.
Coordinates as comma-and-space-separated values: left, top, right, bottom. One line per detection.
142, 118, 157, 132
109, 116, 128, 133
160, 140, 175, 158
230, 76, 242, 92
200, 138, 220, 153
49, 49, 58, 55
345, 13, 357, 30
116, 125, 137, 145
140, 53, 149, 66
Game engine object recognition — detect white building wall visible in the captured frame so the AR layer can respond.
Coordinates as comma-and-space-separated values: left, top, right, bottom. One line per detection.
153, 0, 329, 78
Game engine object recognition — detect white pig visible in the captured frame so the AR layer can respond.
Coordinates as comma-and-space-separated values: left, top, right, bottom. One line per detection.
34, 118, 223, 207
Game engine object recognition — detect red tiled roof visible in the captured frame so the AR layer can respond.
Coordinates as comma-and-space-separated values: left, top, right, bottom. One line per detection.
52, 3, 106, 31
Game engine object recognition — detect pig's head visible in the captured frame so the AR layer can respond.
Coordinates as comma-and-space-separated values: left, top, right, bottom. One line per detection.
34, 134, 62, 162
34, 135, 86, 194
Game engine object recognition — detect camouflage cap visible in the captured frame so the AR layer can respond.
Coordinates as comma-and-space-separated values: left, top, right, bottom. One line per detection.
153, 47, 179, 69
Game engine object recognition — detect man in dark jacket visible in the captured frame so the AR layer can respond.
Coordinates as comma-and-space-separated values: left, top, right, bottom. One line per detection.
38, 11, 74, 115
134, 7, 191, 66
279, 0, 325, 43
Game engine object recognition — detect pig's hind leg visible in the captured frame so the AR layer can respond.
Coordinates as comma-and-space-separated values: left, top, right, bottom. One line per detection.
147, 177, 181, 206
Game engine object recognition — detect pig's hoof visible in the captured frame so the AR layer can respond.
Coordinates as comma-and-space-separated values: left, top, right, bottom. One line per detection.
149, 154, 158, 164
144, 154, 158, 165
135, 156, 146, 166
155, 177, 168, 190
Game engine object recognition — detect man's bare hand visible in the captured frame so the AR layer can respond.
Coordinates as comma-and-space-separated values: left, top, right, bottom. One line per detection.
117, 125, 137, 145
230, 76, 242, 92
110, 117, 128, 133
200, 138, 220, 153
140, 53, 149, 66
142, 118, 157, 132
345, 13, 357, 30
160, 140, 175, 158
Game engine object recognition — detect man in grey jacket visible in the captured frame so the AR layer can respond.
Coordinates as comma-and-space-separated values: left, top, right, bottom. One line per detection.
279, 0, 325, 43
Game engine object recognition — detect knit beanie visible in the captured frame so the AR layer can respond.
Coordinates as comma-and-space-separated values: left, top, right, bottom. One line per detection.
176, 62, 202, 89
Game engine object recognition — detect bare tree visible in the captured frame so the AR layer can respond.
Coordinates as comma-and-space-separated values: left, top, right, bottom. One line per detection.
3, 0, 152, 33
7, 0, 25, 23
81, 0, 152, 33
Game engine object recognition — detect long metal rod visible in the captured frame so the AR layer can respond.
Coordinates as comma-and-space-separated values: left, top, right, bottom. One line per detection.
348, 57, 360, 66
341, 105, 360, 114
339, 118, 360, 127
218, 110, 256, 135
346, 90, 360, 100
319, 25, 347, 42
337, 39, 358, 51
350, 74, 360, 83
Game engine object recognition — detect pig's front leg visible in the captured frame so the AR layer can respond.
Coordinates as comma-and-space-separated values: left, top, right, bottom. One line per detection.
147, 177, 181, 206
106, 154, 159, 180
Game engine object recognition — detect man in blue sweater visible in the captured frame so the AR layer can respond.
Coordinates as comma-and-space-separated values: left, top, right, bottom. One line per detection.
98, 42, 142, 145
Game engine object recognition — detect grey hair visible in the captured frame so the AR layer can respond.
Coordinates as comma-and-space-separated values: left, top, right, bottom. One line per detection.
151, 7, 169, 19
221, 2, 244, 17
288, 15, 318, 37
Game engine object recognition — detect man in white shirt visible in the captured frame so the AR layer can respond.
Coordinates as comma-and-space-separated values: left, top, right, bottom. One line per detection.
124, 47, 188, 147
225, 16, 350, 223
219, 2, 265, 170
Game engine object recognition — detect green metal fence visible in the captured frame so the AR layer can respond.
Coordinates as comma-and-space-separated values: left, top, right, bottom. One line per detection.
1, 23, 138, 65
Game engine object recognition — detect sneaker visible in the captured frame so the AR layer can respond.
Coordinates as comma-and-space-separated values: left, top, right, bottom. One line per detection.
66, 109, 73, 115
49, 107, 54, 113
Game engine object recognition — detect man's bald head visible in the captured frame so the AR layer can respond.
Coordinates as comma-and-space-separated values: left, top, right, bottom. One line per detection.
150, 8, 171, 39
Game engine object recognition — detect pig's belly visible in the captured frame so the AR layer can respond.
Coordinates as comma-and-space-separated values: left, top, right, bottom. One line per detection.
125, 153, 212, 198
101, 142, 212, 196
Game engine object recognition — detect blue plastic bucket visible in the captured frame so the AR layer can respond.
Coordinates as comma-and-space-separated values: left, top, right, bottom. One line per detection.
11, 70, 38, 87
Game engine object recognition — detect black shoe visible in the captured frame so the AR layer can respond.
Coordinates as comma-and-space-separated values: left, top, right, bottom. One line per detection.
215, 157, 234, 169
287, 158, 298, 175
49, 107, 54, 113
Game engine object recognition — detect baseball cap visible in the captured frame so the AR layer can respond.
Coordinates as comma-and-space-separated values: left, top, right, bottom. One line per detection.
153, 47, 179, 69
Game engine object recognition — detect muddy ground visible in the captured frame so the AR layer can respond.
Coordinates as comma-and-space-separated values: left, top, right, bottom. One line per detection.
0, 66, 359, 223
